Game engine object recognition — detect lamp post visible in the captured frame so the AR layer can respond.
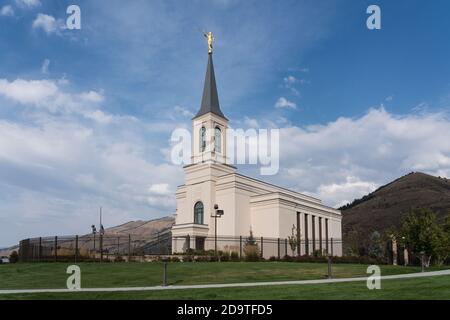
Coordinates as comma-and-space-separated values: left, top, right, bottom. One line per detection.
211, 204, 224, 256
91, 225, 97, 260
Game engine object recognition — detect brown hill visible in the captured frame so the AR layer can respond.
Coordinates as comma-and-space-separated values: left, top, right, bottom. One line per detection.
103, 216, 175, 237
341, 172, 450, 244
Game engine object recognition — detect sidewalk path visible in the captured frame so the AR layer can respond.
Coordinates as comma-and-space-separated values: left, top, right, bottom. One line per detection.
1, 269, 449, 295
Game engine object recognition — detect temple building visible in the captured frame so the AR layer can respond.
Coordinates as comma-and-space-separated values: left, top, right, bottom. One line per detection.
171, 36, 342, 257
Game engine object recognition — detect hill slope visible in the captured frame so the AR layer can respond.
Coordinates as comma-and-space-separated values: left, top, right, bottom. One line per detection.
341, 172, 450, 241
102, 216, 175, 237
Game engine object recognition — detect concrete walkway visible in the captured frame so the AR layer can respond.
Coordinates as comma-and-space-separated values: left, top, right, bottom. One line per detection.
1, 269, 449, 295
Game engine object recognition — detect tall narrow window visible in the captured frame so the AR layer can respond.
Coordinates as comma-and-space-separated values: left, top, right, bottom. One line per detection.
194, 201, 204, 224
214, 127, 222, 153
200, 127, 206, 152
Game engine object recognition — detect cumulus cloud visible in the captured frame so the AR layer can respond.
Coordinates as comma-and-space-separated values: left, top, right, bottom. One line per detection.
15, 0, 41, 8
244, 117, 259, 128
272, 108, 450, 207
0, 79, 182, 245
275, 97, 297, 109
149, 183, 171, 195
0, 78, 108, 120
32, 13, 64, 35
0, 79, 58, 104
0, 5, 14, 16
173, 105, 194, 118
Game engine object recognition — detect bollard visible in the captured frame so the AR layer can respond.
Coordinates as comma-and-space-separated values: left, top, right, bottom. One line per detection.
162, 258, 168, 286
327, 255, 332, 279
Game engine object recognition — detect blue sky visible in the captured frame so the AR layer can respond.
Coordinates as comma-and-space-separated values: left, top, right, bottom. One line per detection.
1, 0, 450, 246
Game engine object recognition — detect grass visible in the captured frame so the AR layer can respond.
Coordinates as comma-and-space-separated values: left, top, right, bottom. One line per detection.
1, 275, 450, 300
0, 262, 438, 290
0, 262, 448, 300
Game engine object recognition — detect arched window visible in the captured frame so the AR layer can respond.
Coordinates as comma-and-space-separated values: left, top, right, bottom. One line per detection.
214, 127, 222, 153
194, 201, 204, 224
200, 127, 206, 152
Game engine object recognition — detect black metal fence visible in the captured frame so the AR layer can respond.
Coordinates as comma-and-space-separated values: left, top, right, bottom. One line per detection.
171, 235, 343, 259
18, 231, 343, 262
18, 230, 171, 263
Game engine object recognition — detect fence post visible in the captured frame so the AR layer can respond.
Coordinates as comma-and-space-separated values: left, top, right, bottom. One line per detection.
38, 237, 42, 262
128, 234, 131, 262
285, 238, 288, 257
100, 234, 103, 263
260, 237, 264, 259
75, 235, 79, 263
277, 238, 280, 259
239, 236, 242, 259
117, 236, 120, 261
54, 236, 58, 262
330, 238, 334, 257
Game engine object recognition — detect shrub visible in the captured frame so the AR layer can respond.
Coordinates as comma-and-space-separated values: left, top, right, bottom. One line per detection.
194, 255, 209, 262
268, 256, 278, 262
9, 251, 19, 263
114, 255, 125, 262
170, 256, 180, 262
219, 251, 230, 262
244, 244, 260, 261
230, 251, 240, 261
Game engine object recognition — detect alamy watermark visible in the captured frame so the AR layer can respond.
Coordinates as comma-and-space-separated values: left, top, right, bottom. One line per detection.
66, 265, 81, 290
66, 5, 81, 30
367, 5, 381, 30
366, 265, 381, 290
170, 127, 280, 175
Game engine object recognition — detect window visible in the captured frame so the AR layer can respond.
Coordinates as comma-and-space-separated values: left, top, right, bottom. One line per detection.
194, 201, 204, 224
214, 127, 222, 153
200, 127, 206, 152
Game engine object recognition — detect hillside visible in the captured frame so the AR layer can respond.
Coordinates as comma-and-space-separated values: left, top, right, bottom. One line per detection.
102, 216, 175, 237
341, 172, 450, 244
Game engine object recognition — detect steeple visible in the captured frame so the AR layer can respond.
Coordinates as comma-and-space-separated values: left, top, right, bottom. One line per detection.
194, 47, 227, 120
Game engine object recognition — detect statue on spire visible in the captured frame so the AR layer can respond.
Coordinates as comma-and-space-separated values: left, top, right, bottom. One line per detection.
204, 31, 214, 54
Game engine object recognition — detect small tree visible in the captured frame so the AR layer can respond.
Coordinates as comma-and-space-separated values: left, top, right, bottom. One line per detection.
434, 215, 450, 265
401, 208, 443, 267
287, 224, 300, 256
244, 229, 260, 261
368, 231, 384, 260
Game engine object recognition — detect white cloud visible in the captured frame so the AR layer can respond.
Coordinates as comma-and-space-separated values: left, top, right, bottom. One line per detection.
80, 91, 105, 103
0, 5, 14, 16
41, 59, 50, 74
275, 97, 297, 109
244, 117, 259, 128
149, 183, 171, 195
272, 107, 450, 207
32, 14, 63, 35
0, 78, 109, 121
15, 0, 41, 8
283, 75, 297, 86
173, 105, 194, 118
0, 82, 183, 245
0, 79, 58, 104
315, 177, 378, 208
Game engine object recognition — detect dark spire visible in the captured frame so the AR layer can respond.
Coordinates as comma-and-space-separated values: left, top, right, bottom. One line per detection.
194, 53, 227, 120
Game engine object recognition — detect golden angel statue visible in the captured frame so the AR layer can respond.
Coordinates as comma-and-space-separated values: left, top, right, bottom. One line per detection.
204, 31, 214, 54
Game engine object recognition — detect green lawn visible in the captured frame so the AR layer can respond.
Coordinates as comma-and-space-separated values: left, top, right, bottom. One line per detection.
1, 275, 450, 300
0, 262, 437, 290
